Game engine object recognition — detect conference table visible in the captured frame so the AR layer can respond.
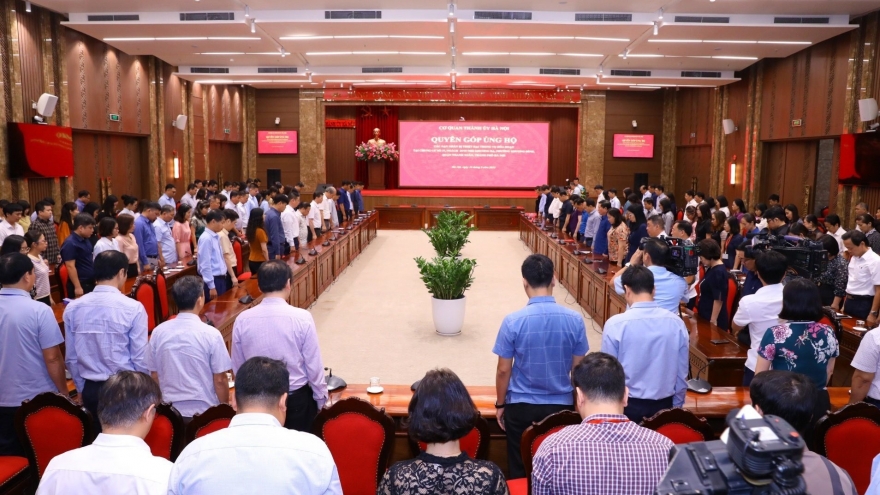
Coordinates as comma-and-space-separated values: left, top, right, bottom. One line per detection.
375, 205, 524, 230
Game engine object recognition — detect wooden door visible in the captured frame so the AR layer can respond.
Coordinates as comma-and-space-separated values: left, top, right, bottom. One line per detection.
209, 141, 243, 185
675, 146, 712, 197
761, 141, 818, 213
72, 131, 103, 201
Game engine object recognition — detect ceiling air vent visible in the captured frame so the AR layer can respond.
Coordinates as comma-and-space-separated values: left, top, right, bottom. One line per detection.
474, 11, 532, 20
540, 68, 580, 76
362, 67, 403, 73
325, 10, 382, 19
190, 67, 229, 74
258, 67, 298, 73
180, 12, 235, 21
468, 67, 510, 74
575, 13, 633, 22
674, 16, 730, 23
610, 69, 651, 77
774, 17, 830, 24
682, 71, 722, 78
87, 14, 140, 21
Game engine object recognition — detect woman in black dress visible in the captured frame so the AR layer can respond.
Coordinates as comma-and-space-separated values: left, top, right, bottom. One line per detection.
697, 239, 730, 330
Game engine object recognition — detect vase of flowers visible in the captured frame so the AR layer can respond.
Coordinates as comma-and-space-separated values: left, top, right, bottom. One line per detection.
355, 142, 400, 162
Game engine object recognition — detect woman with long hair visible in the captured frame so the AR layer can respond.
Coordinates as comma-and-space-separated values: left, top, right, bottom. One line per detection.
697, 239, 729, 330
57, 202, 77, 246
815, 234, 847, 309
659, 198, 674, 235
0, 235, 27, 256
624, 204, 647, 263
116, 214, 140, 277
716, 195, 730, 217
97, 195, 118, 222
120, 195, 139, 218
24, 231, 52, 305
754, 203, 768, 230
711, 210, 727, 245
722, 217, 743, 270
784, 204, 801, 225
730, 198, 746, 221
802, 214, 822, 240
696, 203, 714, 241
607, 209, 630, 267
173, 204, 196, 259
191, 200, 210, 240
246, 207, 269, 275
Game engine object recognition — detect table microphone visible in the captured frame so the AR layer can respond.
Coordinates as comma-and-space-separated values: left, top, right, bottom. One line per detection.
295, 253, 307, 265
687, 360, 714, 394
238, 287, 254, 305
324, 367, 347, 391
308, 248, 318, 256
205, 317, 215, 327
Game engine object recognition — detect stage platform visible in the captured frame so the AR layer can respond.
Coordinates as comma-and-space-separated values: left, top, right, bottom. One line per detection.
362, 188, 536, 210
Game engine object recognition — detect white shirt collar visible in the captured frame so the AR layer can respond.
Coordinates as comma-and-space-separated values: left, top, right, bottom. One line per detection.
229, 412, 283, 428
92, 433, 151, 452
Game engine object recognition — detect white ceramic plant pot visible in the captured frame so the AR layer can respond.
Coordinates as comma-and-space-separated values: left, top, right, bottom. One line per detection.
431, 296, 466, 336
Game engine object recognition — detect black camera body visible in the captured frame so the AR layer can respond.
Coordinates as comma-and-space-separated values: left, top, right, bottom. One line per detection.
655, 412, 806, 495
641, 237, 701, 277
748, 234, 827, 280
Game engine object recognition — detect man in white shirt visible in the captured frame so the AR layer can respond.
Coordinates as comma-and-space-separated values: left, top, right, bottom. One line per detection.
656, 185, 668, 204
570, 177, 585, 197
731, 250, 788, 386
153, 205, 177, 266
149, 276, 232, 422
158, 184, 177, 210
851, 324, 880, 409
323, 187, 338, 230
37, 371, 172, 495
235, 192, 248, 233
594, 184, 606, 203
280, 195, 301, 251
824, 214, 846, 254
180, 184, 198, 209
684, 190, 698, 209
607, 188, 621, 210
843, 230, 880, 326
168, 356, 341, 495
225, 190, 239, 211
0, 202, 24, 245
296, 203, 313, 252
309, 194, 325, 241
548, 189, 562, 224
640, 184, 651, 201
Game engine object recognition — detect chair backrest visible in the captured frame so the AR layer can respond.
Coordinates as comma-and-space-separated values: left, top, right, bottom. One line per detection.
814, 402, 880, 495
184, 403, 236, 444
14, 392, 94, 478
640, 408, 715, 444
726, 272, 740, 328
521, 410, 582, 482
155, 270, 169, 320
676, 210, 684, 221
313, 397, 396, 495
144, 403, 185, 462
409, 415, 490, 460
57, 263, 69, 299
232, 238, 245, 276
130, 275, 159, 333
819, 307, 842, 341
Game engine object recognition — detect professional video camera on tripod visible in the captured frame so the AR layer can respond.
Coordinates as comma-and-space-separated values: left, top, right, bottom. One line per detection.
746, 233, 827, 280
639, 236, 701, 277
655, 406, 807, 495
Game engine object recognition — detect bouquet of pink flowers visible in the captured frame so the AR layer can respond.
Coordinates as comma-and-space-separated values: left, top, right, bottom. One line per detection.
355, 142, 399, 161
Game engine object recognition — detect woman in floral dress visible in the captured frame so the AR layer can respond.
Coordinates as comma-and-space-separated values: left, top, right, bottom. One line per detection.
606, 209, 629, 268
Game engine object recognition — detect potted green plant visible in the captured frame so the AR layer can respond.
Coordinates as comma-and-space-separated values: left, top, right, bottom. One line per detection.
422, 211, 476, 257
414, 256, 477, 335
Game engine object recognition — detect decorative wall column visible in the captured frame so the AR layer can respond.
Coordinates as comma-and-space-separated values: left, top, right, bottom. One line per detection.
580, 90, 605, 190
6, 0, 25, 201
243, 86, 256, 179
182, 79, 193, 185
708, 88, 724, 196
146, 56, 161, 201
741, 63, 763, 209
660, 89, 677, 190
298, 89, 323, 187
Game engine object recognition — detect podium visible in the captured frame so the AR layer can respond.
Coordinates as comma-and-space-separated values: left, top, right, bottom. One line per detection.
368, 159, 386, 189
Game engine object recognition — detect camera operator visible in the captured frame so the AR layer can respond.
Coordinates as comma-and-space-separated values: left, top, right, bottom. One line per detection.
842, 230, 880, 325
612, 238, 687, 315
815, 234, 848, 310
670, 221, 699, 311
730, 250, 787, 386
750, 371, 857, 495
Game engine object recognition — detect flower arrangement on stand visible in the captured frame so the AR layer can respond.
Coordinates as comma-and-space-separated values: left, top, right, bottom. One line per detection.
355, 142, 400, 161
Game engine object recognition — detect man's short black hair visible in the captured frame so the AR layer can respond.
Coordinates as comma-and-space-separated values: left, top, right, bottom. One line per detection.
2, 202, 23, 216
165, 183, 176, 191
408, 368, 479, 444
697, 239, 721, 260
521, 254, 554, 288
694, 191, 705, 199
77, 190, 90, 198
749, 370, 815, 436
825, 214, 841, 227
673, 220, 692, 237
656, 185, 665, 192
646, 215, 665, 231
171, 276, 204, 311
34, 201, 51, 214
620, 265, 654, 295
0, 252, 34, 285
142, 202, 161, 212
778, 278, 823, 321
296, 182, 305, 188
843, 229, 868, 247
257, 260, 292, 293
585, 198, 596, 207
685, 189, 695, 197
763, 206, 787, 222
768, 194, 780, 202
73, 213, 96, 229
206, 210, 225, 223
274, 194, 289, 205
223, 208, 239, 221
754, 250, 787, 285
235, 356, 289, 409
643, 197, 655, 206
608, 188, 617, 194
94, 251, 129, 281
98, 371, 161, 429
594, 184, 603, 190
641, 238, 670, 266
571, 352, 626, 403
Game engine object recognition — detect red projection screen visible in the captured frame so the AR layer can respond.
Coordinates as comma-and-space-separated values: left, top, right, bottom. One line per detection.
613, 134, 655, 158
258, 130, 298, 154
398, 121, 549, 188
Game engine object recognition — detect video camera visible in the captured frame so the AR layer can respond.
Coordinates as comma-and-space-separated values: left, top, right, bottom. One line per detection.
640, 236, 701, 277
655, 408, 806, 495
746, 233, 827, 280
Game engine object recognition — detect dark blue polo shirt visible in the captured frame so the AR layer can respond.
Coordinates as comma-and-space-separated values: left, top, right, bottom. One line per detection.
60, 233, 95, 282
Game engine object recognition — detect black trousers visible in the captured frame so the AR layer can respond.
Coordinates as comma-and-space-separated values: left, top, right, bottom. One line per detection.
204, 276, 229, 301
285, 384, 318, 433
307, 227, 322, 243
743, 367, 755, 387
82, 379, 106, 433
66, 279, 95, 299
248, 261, 263, 278
503, 402, 572, 479
624, 396, 674, 423
0, 406, 22, 456
127, 263, 140, 278
844, 295, 873, 320
864, 396, 880, 408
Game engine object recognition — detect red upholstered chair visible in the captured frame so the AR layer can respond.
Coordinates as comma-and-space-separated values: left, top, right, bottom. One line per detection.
640, 408, 715, 444
312, 397, 396, 495
815, 402, 880, 495
0, 456, 30, 495
232, 238, 251, 282
130, 275, 160, 334
676, 210, 684, 221
408, 415, 490, 460
184, 403, 236, 444
155, 270, 169, 321
14, 392, 95, 479
725, 272, 740, 330
144, 403, 185, 462
507, 410, 582, 495
57, 263, 69, 299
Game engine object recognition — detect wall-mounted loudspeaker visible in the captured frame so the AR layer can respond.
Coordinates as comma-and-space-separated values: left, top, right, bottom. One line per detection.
36, 93, 58, 117
174, 114, 188, 130
859, 98, 879, 122
722, 119, 736, 135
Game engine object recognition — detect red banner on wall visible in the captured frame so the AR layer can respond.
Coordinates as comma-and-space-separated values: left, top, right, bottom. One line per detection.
325, 119, 356, 128
323, 88, 580, 104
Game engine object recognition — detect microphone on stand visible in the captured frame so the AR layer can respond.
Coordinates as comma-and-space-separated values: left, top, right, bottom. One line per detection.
295, 250, 307, 264
687, 360, 714, 394
324, 367, 347, 391
238, 287, 254, 305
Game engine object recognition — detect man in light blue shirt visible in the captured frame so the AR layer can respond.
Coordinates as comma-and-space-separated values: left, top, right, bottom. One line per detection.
134, 202, 161, 268
197, 210, 228, 301
0, 254, 67, 456
602, 265, 689, 423
492, 254, 588, 479
245, 184, 260, 216
576, 198, 599, 244
613, 238, 687, 314
64, 251, 150, 429
158, 183, 177, 209
153, 205, 178, 266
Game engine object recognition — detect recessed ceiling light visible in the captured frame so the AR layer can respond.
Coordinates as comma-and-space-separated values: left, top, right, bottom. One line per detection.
648, 39, 703, 43
712, 55, 758, 60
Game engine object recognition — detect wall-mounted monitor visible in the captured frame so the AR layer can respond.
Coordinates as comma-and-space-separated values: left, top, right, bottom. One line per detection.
258, 130, 298, 154
8, 123, 73, 178
613, 134, 655, 159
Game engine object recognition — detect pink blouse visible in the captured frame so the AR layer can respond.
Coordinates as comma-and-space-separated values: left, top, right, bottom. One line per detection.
172, 221, 193, 259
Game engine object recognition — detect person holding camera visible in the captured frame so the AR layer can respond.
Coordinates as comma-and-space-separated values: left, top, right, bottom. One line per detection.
763, 206, 790, 236
842, 230, 880, 325
815, 234, 848, 309
612, 238, 687, 315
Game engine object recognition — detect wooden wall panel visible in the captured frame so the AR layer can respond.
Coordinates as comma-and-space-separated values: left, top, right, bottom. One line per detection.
603, 91, 664, 192
676, 88, 715, 146
163, 63, 184, 191
761, 141, 818, 212
206, 84, 243, 142
722, 75, 751, 201
72, 131, 149, 202
192, 83, 206, 180
15, 0, 42, 121
760, 35, 850, 140
395, 105, 577, 186
210, 141, 243, 185
27, 178, 54, 205
326, 128, 356, 186
675, 146, 712, 199
255, 89, 300, 185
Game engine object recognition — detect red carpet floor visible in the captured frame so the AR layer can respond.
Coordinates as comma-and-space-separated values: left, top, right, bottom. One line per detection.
362, 189, 534, 198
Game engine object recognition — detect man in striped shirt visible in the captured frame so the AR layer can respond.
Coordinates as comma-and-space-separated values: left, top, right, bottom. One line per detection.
531, 353, 673, 495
